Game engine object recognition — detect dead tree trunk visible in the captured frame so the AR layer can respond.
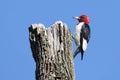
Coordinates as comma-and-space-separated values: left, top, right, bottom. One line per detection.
29, 21, 75, 80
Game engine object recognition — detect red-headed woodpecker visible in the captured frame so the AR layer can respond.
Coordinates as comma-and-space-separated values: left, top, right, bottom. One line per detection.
73, 15, 91, 60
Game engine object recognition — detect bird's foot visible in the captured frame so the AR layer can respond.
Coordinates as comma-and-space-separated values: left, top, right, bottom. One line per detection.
72, 35, 74, 41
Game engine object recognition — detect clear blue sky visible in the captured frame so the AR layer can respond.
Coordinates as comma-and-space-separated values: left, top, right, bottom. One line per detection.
1, 0, 120, 80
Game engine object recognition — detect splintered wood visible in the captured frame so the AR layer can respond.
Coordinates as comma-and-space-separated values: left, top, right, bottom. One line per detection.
29, 21, 75, 80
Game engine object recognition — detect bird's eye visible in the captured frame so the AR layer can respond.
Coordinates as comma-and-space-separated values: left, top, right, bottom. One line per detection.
81, 16, 84, 18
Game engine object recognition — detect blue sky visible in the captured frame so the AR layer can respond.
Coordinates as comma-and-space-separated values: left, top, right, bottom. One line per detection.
1, 0, 120, 80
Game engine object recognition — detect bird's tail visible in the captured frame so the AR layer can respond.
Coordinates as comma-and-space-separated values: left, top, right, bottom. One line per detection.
73, 47, 84, 60
81, 52, 84, 60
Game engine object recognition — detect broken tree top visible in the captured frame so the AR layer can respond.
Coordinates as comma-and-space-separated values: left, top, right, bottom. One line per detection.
29, 21, 75, 80
29, 21, 72, 59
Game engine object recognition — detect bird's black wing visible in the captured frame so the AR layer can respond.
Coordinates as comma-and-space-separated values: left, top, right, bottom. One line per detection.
81, 24, 91, 43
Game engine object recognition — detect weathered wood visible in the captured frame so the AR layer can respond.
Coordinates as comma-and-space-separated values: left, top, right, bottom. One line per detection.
29, 21, 75, 80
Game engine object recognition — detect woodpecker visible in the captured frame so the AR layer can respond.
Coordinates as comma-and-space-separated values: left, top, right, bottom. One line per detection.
73, 15, 91, 60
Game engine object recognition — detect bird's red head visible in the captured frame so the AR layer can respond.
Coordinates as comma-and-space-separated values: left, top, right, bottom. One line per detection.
73, 15, 90, 24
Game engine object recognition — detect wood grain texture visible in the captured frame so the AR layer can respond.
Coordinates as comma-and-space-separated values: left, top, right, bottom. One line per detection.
29, 21, 75, 80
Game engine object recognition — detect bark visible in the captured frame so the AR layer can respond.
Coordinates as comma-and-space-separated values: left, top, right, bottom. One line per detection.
29, 21, 75, 80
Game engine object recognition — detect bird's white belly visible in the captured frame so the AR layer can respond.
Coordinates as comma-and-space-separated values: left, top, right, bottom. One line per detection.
74, 32, 80, 46
74, 22, 84, 46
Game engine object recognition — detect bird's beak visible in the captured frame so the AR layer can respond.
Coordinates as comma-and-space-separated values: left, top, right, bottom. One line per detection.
73, 16, 79, 19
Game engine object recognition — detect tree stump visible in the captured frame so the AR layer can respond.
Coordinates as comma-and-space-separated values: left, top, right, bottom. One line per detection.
29, 21, 75, 80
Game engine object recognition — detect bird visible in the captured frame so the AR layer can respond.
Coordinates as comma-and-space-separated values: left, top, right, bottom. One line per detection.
73, 14, 91, 60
